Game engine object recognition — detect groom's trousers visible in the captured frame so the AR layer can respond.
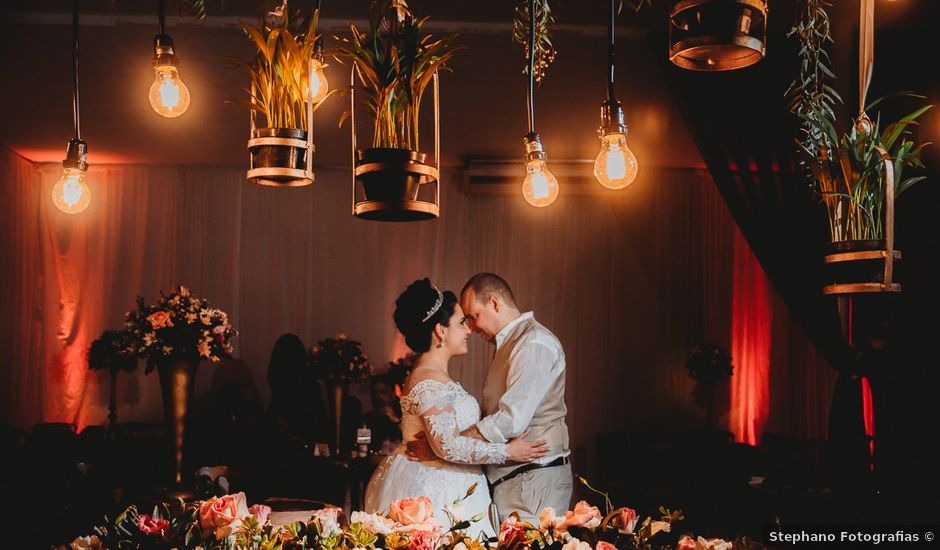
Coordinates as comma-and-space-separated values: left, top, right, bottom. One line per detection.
492, 462, 573, 523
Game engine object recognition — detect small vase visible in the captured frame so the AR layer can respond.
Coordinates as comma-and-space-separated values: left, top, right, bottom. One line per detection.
157, 359, 199, 485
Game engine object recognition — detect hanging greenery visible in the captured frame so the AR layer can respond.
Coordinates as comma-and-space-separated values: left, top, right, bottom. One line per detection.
787, 0, 841, 181
512, 0, 557, 83
787, 0, 933, 243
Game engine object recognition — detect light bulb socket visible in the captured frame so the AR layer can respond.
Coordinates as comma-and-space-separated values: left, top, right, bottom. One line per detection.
153, 33, 179, 67
62, 138, 88, 171
599, 100, 628, 137
523, 132, 547, 163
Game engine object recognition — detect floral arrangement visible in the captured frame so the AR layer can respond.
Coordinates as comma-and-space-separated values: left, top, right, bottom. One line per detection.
684, 344, 733, 385
68, 481, 754, 550
309, 333, 370, 385
87, 330, 137, 372
123, 286, 237, 373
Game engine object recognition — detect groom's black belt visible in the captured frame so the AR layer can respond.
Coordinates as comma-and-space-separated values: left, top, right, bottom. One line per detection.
490, 455, 570, 489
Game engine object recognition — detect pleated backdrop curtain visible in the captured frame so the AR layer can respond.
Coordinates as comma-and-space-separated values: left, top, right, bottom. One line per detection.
0, 147, 834, 474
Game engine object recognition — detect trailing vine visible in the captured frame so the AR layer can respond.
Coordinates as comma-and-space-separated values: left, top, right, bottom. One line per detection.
787, 0, 842, 183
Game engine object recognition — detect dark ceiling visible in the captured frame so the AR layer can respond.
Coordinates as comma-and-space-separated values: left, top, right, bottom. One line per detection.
0, 1, 937, 169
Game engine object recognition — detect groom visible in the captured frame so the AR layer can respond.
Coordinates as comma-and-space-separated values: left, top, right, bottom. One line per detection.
460, 273, 572, 521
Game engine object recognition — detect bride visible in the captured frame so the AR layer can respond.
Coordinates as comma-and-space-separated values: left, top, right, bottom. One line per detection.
364, 279, 548, 537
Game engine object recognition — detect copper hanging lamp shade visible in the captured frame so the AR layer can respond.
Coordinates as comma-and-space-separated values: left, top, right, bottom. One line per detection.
669, 0, 767, 71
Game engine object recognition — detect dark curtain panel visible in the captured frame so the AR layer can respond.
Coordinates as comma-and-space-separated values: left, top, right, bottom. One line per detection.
659, 3, 940, 520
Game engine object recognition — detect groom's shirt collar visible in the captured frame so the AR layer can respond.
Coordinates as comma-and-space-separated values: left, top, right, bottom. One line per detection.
495, 311, 533, 349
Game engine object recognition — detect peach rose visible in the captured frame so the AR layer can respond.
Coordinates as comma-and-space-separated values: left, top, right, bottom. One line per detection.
137, 514, 169, 536
199, 492, 250, 539
249, 504, 271, 525
70, 536, 102, 550
408, 528, 438, 550
676, 535, 696, 550
498, 516, 531, 547
557, 501, 602, 531
389, 496, 435, 526
596, 542, 617, 550
539, 507, 565, 530
617, 507, 638, 534
147, 311, 173, 329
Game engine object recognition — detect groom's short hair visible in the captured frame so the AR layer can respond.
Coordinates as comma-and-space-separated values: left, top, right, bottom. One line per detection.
462, 273, 517, 308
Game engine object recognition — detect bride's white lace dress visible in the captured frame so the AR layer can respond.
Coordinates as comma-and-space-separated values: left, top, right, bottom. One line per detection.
364, 379, 507, 538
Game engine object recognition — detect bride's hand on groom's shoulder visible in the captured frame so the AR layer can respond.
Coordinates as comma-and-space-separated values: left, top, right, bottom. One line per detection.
507, 430, 549, 463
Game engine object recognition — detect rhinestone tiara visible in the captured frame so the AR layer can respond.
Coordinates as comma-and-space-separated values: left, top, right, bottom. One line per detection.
422, 286, 444, 322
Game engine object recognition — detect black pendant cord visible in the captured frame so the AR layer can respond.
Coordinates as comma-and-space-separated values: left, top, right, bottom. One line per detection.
607, 0, 616, 103
158, 0, 166, 35
526, 0, 536, 133
314, 0, 324, 54
72, 0, 81, 140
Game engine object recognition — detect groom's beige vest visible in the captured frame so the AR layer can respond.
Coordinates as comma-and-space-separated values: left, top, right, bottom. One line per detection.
482, 315, 569, 482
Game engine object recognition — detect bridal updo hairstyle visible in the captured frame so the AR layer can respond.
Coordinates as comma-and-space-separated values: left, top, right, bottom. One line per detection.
394, 278, 458, 353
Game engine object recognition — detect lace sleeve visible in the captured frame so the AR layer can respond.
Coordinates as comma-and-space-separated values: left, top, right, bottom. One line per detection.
411, 381, 508, 465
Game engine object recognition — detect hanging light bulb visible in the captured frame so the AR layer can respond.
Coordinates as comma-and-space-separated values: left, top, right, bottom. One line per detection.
308, 53, 330, 104
149, 33, 191, 117
594, 101, 638, 189
593, 0, 638, 190
522, 133, 559, 207
54, 139, 91, 214
55, 0, 91, 214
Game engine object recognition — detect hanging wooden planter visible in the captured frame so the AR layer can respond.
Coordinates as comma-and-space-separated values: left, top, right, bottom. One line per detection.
823, 147, 900, 295
669, 0, 767, 71
350, 65, 440, 222
246, 83, 315, 187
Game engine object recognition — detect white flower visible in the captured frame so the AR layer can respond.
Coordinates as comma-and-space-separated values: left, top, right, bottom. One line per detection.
561, 538, 592, 550
697, 537, 732, 550
143, 333, 156, 346
350, 511, 396, 535
649, 521, 671, 536
312, 507, 342, 537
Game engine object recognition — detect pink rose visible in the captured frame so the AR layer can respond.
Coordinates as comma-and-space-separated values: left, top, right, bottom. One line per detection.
596, 542, 617, 550
408, 528, 438, 550
498, 516, 531, 547
557, 501, 602, 531
617, 507, 638, 534
249, 504, 271, 525
137, 514, 169, 536
389, 496, 435, 526
199, 492, 250, 539
676, 535, 696, 550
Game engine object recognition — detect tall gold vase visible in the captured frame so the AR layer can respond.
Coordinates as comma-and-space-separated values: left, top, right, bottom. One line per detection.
157, 359, 199, 485
329, 382, 348, 455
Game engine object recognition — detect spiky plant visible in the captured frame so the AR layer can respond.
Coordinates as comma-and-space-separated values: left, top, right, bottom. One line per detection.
334, 0, 461, 150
